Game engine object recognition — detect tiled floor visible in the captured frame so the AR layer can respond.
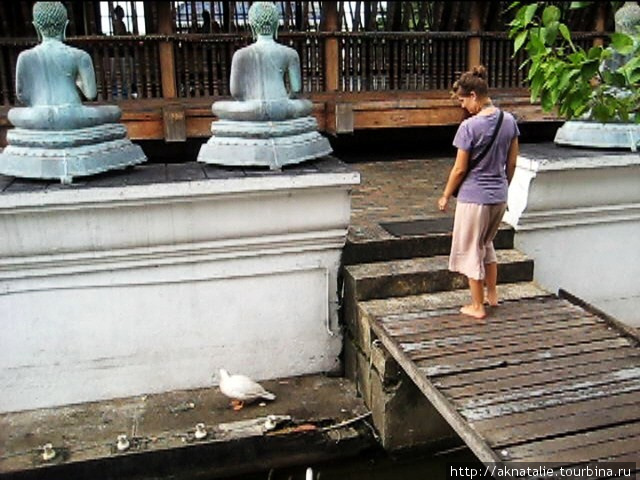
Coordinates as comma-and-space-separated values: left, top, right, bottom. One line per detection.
348, 156, 456, 243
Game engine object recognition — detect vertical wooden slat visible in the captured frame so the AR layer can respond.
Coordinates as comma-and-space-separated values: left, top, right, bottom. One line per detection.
90, 44, 103, 100
144, 41, 152, 97
593, 3, 606, 47
323, 1, 339, 92
158, 2, 177, 98
212, 40, 220, 96
133, 41, 142, 97
467, 1, 482, 71
114, 40, 123, 98
202, 39, 210, 96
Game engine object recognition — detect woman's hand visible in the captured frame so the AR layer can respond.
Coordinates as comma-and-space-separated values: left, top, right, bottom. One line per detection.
438, 195, 449, 212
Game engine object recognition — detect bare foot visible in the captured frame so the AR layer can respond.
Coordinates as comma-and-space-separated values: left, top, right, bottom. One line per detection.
486, 289, 499, 307
460, 304, 487, 319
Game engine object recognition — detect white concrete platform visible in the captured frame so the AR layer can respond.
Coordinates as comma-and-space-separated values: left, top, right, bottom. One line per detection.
0, 158, 360, 413
504, 143, 640, 328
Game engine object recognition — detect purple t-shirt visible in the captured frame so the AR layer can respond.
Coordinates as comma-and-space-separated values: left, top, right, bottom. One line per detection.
452, 110, 520, 205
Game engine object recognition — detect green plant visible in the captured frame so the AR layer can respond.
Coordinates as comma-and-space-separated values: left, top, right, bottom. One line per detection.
508, 1, 640, 122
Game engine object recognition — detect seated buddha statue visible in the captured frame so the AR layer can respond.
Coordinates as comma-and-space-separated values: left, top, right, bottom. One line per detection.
212, 1, 312, 122
198, 1, 331, 169
0, 2, 145, 182
8, 1, 121, 130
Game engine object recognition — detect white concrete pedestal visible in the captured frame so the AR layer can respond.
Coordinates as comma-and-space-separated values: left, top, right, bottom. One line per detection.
0, 159, 360, 413
504, 143, 640, 328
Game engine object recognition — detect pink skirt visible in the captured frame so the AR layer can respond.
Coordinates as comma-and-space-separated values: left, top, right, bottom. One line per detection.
449, 201, 507, 280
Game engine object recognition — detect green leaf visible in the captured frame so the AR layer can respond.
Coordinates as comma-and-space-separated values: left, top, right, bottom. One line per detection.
514, 30, 528, 53
580, 60, 600, 80
530, 73, 545, 101
541, 90, 556, 111
524, 3, 538, 26
559, 23, 573, 42
569, 1, 592, 9
611, 33, 634, 55
542, 6, 561, 26
587, 46, 603, 60
544, 21, 560, 44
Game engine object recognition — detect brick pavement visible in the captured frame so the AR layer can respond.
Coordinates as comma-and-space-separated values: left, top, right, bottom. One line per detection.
348, 156, 456, 243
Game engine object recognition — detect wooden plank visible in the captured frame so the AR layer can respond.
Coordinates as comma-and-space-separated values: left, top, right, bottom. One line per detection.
483, 397, 640, 447
162, 104, 187, 142
394, 311, 599, 348
383, 302, 577, 336
467, 1, 482, 70
369, 319, 504, 466
408, 324, 620, 363
460, 377, 640, 421
185, 116, 214, 138
473, 390, 640, 434
419, 338, 632, 377
458, 367, 640, 412
506, 426, 640, 463
445, 355, 640, 401
435, 346, 637, 390
381, 295, 565, 327
323, 2, 339, 93
354, 108, 464, 129
157, 2, 177, 99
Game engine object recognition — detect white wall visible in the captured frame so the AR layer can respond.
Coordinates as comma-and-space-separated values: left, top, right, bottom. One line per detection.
505, 146, 640, 328
0, 166, 359, 412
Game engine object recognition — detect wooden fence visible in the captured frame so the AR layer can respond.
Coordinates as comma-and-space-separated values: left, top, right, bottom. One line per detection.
0, 32, 606, 106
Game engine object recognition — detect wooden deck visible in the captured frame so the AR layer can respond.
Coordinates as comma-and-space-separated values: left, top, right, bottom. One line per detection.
368, 291, 640, 472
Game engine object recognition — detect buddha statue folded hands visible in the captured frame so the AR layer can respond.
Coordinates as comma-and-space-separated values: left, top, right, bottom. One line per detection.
0, 2, 146, 183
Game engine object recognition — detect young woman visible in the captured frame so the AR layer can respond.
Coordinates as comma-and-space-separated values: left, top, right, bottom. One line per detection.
438, 66, 520, 319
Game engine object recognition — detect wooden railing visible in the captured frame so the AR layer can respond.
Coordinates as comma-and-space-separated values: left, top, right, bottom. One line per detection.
0, 31, 609, 106
336, 32, 468, 92
72, 36, 164, 101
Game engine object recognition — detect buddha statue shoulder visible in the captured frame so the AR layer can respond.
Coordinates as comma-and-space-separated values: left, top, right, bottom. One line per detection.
8, 1, 120, 130
212, 1, 312, 122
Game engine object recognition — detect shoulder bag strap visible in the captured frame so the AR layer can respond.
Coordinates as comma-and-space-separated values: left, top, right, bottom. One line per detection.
468, 110, 504, 172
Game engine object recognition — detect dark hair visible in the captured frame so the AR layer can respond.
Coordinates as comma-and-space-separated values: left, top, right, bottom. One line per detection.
452, 65, 489, 97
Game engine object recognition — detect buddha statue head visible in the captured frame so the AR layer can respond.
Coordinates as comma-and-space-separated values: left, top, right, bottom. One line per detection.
248, 2, 279, 40
33, 2, 68, 41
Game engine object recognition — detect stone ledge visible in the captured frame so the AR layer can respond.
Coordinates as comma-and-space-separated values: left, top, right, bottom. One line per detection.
0, 375, 374, 479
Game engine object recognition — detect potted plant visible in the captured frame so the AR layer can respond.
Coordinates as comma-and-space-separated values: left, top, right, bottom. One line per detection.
508, 1, 640, 149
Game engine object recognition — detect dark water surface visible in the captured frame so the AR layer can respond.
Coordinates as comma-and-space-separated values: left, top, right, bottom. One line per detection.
219, 446, 480, 480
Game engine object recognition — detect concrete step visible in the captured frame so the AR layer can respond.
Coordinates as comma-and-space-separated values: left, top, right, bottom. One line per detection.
344, 223, 514, 266
359, 282, 549, 321
344, 249, 534, 302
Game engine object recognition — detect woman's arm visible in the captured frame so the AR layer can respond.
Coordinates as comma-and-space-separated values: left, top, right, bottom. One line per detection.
506, 136, 519, 185
438, 148, 470, 212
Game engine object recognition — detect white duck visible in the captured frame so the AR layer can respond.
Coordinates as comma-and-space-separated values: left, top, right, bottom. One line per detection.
218, 369, 276, 411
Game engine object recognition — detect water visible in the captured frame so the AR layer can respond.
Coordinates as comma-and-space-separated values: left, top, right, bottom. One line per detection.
218, 446, 480, 480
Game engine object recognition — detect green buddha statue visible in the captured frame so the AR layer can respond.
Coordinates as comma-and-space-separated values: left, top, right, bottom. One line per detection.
212, 1, 313, 121
197, 1, 331, 168
8, 1, 121, 130
0, 2, 146, 182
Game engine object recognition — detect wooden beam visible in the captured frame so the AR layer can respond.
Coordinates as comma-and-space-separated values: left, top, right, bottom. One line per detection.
157, 2, 177, 99
467, 1, 483, 70
593, 2, 606, 47
323, 1, 339, 92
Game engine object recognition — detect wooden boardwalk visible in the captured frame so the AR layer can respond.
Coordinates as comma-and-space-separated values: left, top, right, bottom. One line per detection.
368, 292, 640, 473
